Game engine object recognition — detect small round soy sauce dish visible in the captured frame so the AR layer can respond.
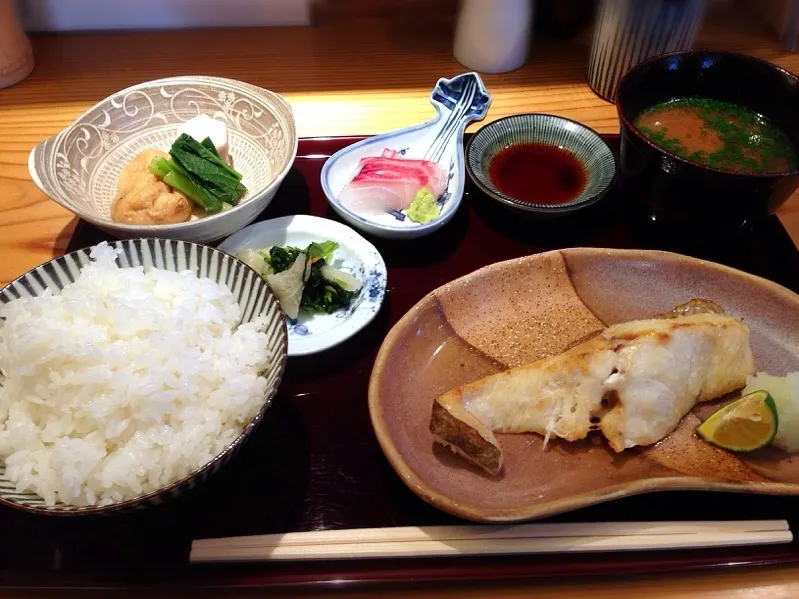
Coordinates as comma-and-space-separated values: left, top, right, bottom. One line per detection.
465, 114, 616, 219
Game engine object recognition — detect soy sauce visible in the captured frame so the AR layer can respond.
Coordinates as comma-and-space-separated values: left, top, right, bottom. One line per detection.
488, 142, 587, 205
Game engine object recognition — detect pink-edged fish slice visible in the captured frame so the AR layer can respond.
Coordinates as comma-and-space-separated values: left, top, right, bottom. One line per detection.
340, 151, 449, 215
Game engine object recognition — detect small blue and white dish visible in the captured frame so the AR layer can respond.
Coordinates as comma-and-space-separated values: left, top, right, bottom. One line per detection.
321, 72, 491, 239
218, 215, 387, 357
466, 113, 617, 219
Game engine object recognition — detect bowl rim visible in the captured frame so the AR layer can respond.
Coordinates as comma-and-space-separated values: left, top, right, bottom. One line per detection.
464, 113, 617, 214
28, 75, 299, 234
0, 237, 289, 516
616, 49, 799, 179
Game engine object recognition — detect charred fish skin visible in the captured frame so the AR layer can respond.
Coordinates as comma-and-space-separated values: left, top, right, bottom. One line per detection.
429, 300, 755, 474
430, 401, 503, 475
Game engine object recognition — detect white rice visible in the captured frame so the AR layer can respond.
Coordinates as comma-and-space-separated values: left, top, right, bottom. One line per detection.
0, 242, 272, 507
743, 371, 799, 453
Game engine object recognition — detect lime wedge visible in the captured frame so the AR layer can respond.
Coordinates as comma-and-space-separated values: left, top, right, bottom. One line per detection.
695, 390, 778, 452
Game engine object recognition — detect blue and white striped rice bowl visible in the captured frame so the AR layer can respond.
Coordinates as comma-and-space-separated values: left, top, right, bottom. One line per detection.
587, 0, 707, 103
465, 114, 616, 216
0, 238, 288, 516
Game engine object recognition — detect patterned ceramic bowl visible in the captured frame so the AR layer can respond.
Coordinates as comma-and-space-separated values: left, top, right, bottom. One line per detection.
28, 76, 298, 243
465, 114, 616, 218
0, 238, 288, 515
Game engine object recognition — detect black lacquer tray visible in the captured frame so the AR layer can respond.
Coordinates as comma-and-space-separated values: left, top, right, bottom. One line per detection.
2, 135, 799, 592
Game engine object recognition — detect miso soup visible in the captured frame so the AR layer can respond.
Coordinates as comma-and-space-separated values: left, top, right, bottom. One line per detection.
634, 97, 797, 174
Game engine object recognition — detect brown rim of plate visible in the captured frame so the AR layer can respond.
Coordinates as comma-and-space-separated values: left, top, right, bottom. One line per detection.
367, 247, 799, 522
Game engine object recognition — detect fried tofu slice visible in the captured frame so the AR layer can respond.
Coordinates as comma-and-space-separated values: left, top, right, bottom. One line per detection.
111, 149, 193, 225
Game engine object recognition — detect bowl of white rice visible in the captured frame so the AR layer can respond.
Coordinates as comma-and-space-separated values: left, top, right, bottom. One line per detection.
0, 238, 287, 515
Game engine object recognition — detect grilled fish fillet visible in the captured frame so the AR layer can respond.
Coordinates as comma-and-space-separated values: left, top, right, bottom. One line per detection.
430, 300, 755, 475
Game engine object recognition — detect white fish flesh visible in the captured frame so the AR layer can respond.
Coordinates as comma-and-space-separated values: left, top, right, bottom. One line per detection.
430, 300, 756, 474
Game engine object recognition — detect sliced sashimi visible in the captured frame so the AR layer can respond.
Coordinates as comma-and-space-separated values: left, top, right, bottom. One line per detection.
338, 148, 448, 217
338, 181, 428, 216
338, 181, 421, 215
351, 152, 447, 196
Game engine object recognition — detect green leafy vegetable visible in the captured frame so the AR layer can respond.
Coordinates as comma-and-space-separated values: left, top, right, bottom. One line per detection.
306, 240, 339, 262
147, 133, 247, 214
200, 137, 220, 157
171, 133, 244, 181
250, 240, 360, 317
170, 148, 242, 196
169, 134, 247, 204
300, 260, 358, 314
269, 246, 301, 274
147, 156, 222, 212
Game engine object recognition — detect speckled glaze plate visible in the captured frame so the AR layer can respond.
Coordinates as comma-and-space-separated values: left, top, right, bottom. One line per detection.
369, 248, 799, 523
218, 215, 387, 357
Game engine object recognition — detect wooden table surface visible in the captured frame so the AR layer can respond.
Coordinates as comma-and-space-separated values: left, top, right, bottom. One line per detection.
2, 4, 799, 597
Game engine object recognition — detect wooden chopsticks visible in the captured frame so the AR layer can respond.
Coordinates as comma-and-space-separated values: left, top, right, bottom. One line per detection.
190, 520, 792, 563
